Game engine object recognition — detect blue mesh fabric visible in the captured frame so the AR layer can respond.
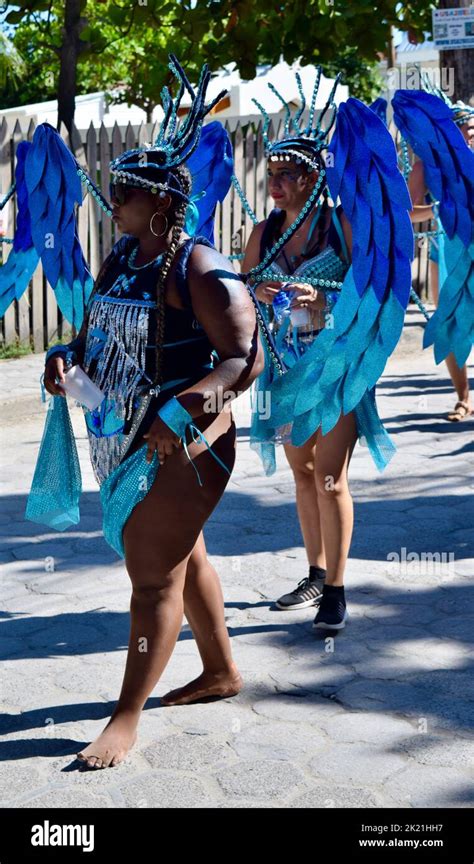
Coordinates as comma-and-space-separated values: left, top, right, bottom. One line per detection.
25, 396, 82, 530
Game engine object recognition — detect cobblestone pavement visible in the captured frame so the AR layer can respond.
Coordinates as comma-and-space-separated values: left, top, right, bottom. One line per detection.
1, 309, 473, 808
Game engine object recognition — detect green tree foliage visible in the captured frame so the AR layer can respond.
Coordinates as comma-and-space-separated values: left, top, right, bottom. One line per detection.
0, 29, 25, 91
0, 0, 437, 119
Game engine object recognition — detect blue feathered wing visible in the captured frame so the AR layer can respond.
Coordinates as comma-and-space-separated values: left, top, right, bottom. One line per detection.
370, 97, 388, 126
0, 141, 39, 318
25, 122, 93, 329
184, 121, 233, 242
267, 98, 413, 453
392, 89, 474, 367
0, 122, 93, 329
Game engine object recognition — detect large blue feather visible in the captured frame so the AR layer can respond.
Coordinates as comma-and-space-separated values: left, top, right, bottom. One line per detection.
0, 140, 39, 317
24, 123, 92, 328
370, 97, 388, 126
13, 141, 33, 252
423, 232, 474, 367
185, 121, 233, 243
392, 90, 474, 246
0, 247, 39, 318
392, 90, 474, 366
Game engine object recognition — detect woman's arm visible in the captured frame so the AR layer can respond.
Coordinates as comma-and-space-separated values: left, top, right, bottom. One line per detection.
65, 313, 89, 365
43, 310, 91, 396
173, 244, 265, 418
408, 160, 436, 223
143, 245, 266, 464
242, 221, 282, 304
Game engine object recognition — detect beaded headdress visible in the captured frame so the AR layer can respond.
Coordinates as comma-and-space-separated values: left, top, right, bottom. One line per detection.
419, 69, 474, 128
252, 67, 342, 172
109, 55, 226, 202
451, 101, 474, 127
78, 55, 227, 209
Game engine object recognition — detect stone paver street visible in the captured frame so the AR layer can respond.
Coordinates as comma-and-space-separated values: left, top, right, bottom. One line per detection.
1, 309, 473, 808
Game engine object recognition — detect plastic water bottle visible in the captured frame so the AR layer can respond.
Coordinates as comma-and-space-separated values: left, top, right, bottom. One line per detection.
272, 289, 292, 323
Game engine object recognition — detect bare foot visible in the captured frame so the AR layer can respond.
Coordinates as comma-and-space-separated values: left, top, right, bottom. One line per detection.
161, 668, 243, 706
76, 715, 138, 769
447, 400, 473, 422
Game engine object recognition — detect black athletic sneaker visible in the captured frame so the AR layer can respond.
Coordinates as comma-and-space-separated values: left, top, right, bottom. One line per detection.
313, 585, 348, 630
276, 575, 325, 610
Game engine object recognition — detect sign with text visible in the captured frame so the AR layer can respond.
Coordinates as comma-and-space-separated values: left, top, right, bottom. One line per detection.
432, 7, 474, 50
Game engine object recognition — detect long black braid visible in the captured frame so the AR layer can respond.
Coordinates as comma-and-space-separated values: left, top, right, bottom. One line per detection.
152, 163, 192, 389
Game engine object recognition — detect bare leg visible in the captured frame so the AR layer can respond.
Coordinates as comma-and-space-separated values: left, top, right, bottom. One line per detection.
76, 411, 236, 768
160, 532, 243, 705
314, 411, 358, 586
445, 354, 471, 407
283, 433, 326, 569
430, 260, 472, 413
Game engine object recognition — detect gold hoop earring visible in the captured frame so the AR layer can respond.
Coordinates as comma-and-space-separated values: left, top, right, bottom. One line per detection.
150, 211, 168, 237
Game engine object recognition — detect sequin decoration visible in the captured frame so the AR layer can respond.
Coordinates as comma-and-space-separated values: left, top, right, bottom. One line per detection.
270, 246, 348, 349
100, 443, 160, 558
84, 295, 152, 416
82, 293, 155, 485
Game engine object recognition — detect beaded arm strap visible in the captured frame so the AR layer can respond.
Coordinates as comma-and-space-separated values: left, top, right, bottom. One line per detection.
156, 395, 231, 487
157, 395, 193, 437
45, 345, 77, 364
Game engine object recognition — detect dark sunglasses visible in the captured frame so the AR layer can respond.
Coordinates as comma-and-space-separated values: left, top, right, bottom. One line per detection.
109, 183, 135, 205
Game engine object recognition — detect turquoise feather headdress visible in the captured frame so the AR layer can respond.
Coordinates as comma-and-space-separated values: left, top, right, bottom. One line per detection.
251, 67, 342, 171
108, 54, 227, 201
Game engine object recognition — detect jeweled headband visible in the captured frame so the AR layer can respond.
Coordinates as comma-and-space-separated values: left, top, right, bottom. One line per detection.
451, 101, 474, 128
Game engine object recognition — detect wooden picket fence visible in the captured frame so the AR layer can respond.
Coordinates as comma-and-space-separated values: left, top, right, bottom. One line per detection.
0, 115, 432, 352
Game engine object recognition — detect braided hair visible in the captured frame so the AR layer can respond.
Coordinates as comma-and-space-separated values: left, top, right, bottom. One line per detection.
152, 162, 192, 387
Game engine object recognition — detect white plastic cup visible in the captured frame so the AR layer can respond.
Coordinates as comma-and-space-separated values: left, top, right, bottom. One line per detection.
62, 365, 105, 411
290, 306, 312, 327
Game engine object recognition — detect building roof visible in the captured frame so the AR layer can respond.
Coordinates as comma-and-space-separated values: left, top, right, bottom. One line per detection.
395, 31, 439, 62
0, 60, 348, 131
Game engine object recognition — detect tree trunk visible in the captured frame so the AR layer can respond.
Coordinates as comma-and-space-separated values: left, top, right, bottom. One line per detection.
56, 0, 84, 136
386, 24, 396, 69
439, 0, 474, 104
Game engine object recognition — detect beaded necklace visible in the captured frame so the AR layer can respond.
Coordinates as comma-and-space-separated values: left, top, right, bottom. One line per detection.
243, 171, 328, 378
278, 200, 326, 272
128, 242, 166, 271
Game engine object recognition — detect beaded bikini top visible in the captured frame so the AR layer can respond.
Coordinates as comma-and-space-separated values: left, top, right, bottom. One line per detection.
261, 205, 349, 288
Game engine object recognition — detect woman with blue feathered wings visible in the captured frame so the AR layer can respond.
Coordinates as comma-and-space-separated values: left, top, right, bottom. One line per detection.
241, 69, 414, 631
5, 57, 264, 769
